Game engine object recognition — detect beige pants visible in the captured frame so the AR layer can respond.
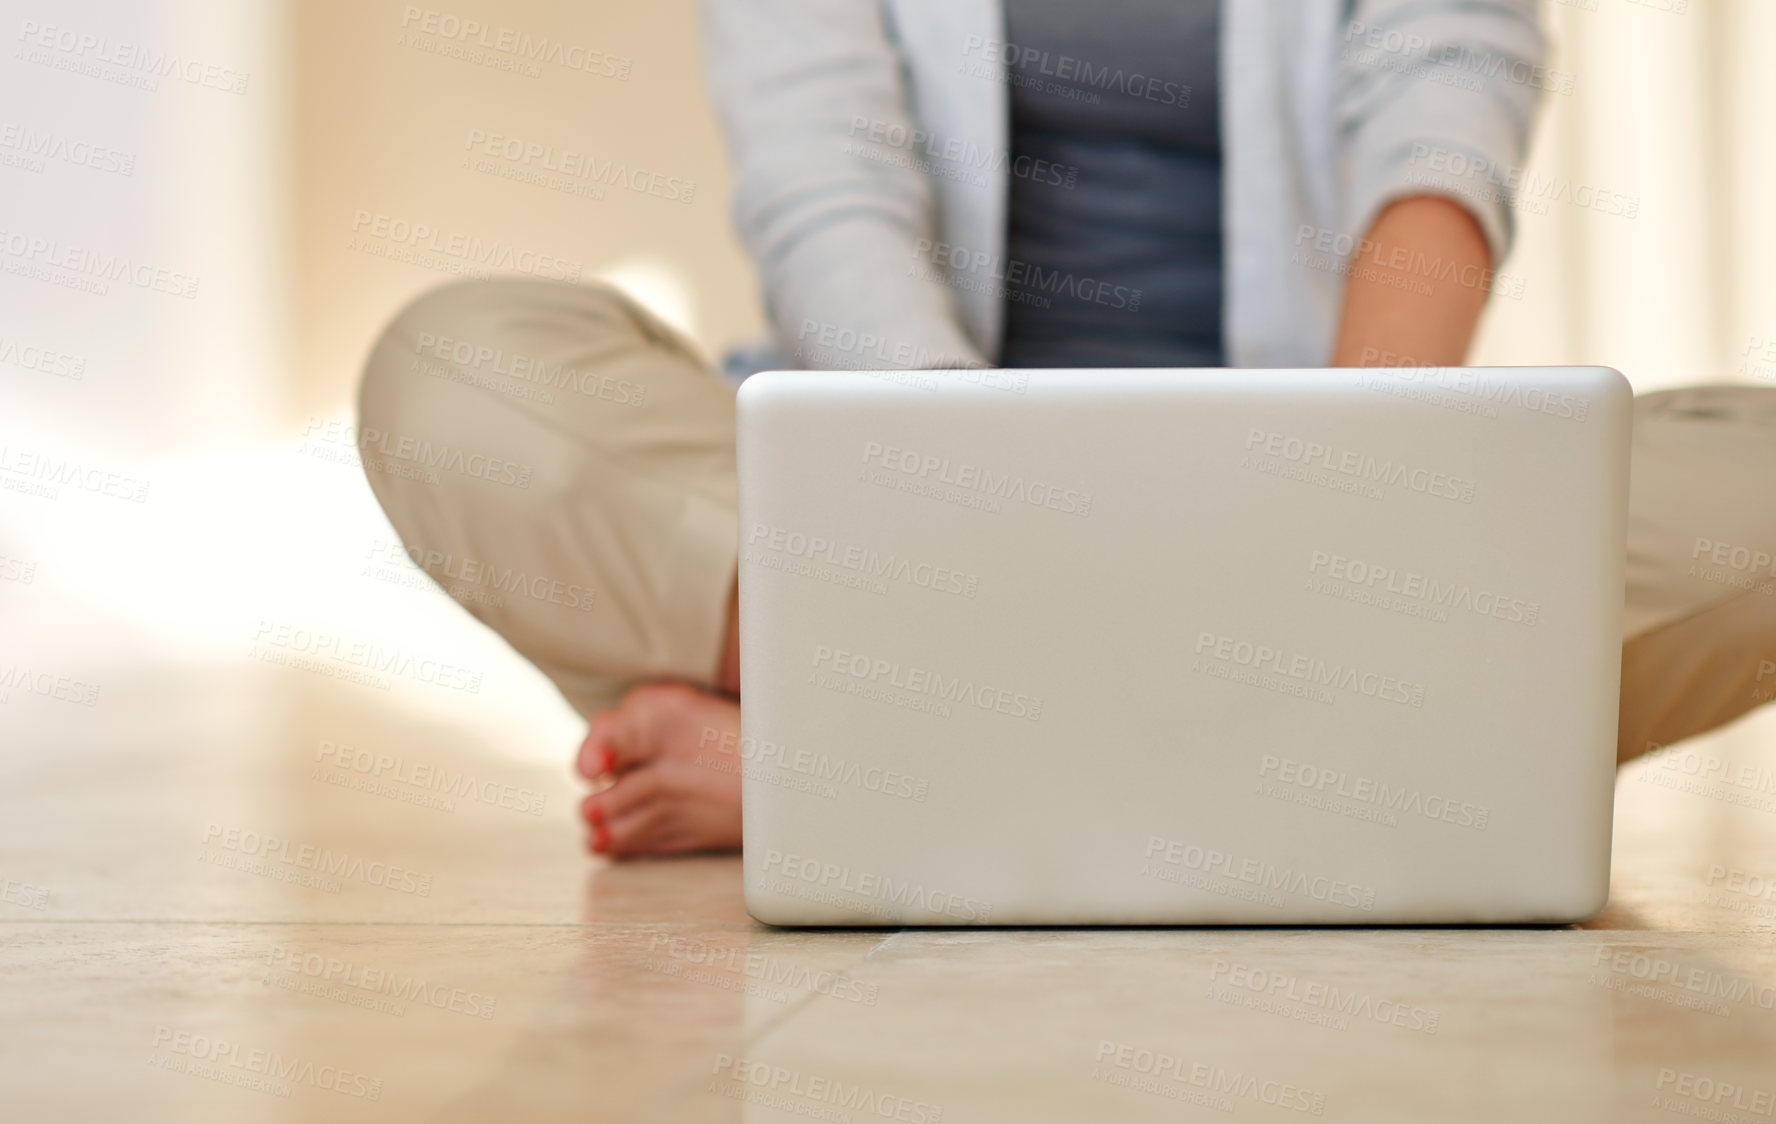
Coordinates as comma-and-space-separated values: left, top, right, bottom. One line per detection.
358, 279, 1776, 762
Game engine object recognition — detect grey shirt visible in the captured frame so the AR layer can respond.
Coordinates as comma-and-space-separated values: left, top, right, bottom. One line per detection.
701, 0, 1544, 374
998, 0, 1224, 368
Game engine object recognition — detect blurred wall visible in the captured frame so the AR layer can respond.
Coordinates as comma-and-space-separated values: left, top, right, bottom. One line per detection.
10, 0, 1776, 447
1, 0, 292, 456
290, 0, 764, 415
284, 0, 1776, 413
5, 0, 1773, 723
1471, 0, 1776, 389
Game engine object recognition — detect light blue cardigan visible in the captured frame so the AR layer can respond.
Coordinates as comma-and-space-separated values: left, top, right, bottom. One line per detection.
701, 0, 1546, 372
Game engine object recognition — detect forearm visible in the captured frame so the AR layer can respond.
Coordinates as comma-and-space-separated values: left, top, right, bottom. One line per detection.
1329, 195, 1493, 368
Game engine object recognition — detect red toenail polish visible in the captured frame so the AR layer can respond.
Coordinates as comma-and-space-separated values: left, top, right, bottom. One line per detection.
598, 747, 616, 775
587, 802, 605, 827
592, 824, 611, 852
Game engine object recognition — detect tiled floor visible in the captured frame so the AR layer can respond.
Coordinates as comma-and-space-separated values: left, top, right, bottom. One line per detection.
4, 446, 1775, 1121
3, 657, 1775, 1122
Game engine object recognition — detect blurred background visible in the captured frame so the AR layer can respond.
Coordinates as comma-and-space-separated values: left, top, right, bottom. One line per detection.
9, 7, 1776, 1117
5, 0, 1776, 755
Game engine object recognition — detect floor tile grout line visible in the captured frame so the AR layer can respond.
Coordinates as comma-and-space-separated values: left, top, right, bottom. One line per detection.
726, 930, 906, 1054
0, 922, 1751, 942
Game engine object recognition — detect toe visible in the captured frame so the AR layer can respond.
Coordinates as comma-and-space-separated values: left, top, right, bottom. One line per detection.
595, 687, 677, 774
575, 712, 617, 780
583, 765, 664, 826
600, 802, 671, 857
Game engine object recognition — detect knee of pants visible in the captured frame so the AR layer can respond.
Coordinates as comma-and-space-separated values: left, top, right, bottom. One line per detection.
358, 279, 500, 454
356, 280, 564, 543
357, 278, 671, 511
358, 275, 671, 428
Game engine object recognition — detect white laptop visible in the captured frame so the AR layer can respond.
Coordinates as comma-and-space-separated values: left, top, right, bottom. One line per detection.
736, 366, 1630, 926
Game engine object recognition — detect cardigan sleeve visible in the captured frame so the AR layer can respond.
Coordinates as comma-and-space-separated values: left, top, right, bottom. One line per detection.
1335, 0, 1550, 270
699, 0, 990, 369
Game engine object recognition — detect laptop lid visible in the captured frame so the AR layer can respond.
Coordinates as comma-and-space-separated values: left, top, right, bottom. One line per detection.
736, 366, 1630, 925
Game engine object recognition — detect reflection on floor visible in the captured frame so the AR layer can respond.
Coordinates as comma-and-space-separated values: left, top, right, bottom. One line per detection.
2, 657, 1773, 1122
3, 442, 1774, 1121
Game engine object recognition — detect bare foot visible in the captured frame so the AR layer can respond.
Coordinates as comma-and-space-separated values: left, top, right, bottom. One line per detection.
575, 682, 743, 857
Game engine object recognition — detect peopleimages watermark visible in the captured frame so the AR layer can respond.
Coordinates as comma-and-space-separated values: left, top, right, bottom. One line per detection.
1258, 754, 1490, 831
960, 36, 1194, 111
0, 122, 136, 176
264, 945, 497, 1019
1292, 223, 1526, 300
912, 237, 1142, 312
1590, 946, 1776, 1019
1092, 1039, 1326, 1115
313, 738, 547, 816
16, 20, 249, 94
710, 1055, 943, 1123
1193, 631, 1427, 709
792, 318, 1024, 383
0, 442, 150, 503
0, 877, 49, 911
0, 550, 36, 585
250, 618, 485, 695
0, 663, 100, 708
1142, 835, 1379, 912
1341, 20, 1575, 95
845, 114, 1078, 190
363, 537, 595, 614
759, 849, 993, 922
842, 136, 990, 189
0, 332, 86, 380
1307, 549, 1541, 627
1702, 864, 1776, 923
411, 330, 647, 406
646, 934, 880, 1006
1357, 349, 1592, 423
1652, 1070, 1776, 1121
1242, 427, 1477, 505
347, 209, 581, 283
1740, 333, 1776, 382
1638, 743, 1776, 815
1406, 143, 1639, 219
746, 521, 980, 600
461, 127, 694, 203
397, 6, 630, 80
695, 725, 932, 804
0, 226, 199, 298
1207, 959, 1441, 1034
298, 416, 534, 490
810, 643, 1043, 722
1689, 536, 1776, 598
149, 1026, 381, 1101
200, 823, 434, 896
860, 439, 1092, 517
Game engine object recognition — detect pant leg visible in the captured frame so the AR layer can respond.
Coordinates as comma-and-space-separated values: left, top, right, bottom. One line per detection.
1618, 385, 1776, 762
356, 278, 737, 719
